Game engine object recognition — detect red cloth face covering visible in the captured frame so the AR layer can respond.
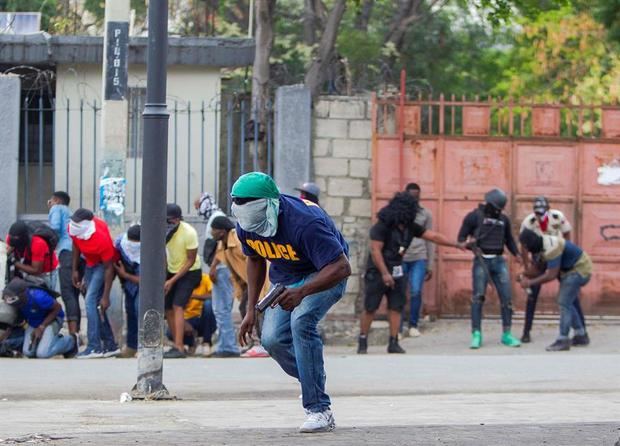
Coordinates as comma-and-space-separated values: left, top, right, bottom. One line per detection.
539, 213, 549, 233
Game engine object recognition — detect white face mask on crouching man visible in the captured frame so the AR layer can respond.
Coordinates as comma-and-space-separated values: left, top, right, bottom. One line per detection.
231, 198, 279, 238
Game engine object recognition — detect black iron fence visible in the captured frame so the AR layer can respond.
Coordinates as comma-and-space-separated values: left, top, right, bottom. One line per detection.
18, 94, 274, 216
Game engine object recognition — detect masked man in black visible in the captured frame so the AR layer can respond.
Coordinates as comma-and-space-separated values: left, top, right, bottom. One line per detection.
457, 188, 522, 349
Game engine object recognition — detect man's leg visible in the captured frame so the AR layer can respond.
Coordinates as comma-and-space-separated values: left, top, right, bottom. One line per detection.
386, 277, 407, 353
490, 257, 520, 346
408, 260, 427, 330
211, 266, 239, 354
124, 288, 139, 351
548, 273, 586, 351
471, 258, 488, 339
58, 251, 80, 334
22, 325, 35, 358
358, 270, 386, 353
172, 305, 186, 351
201, 298, 217, 345
261, 300, 298, 378
522, 284, 541, 341
83, 265, 104, 353
35, 322, 75, 358
290, 279, 346, 413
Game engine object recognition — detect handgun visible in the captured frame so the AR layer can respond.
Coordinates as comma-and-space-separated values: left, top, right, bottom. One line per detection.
255, 284, 286, 313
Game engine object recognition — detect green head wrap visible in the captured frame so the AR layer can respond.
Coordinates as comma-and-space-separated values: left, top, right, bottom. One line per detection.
231, 172, 280, 199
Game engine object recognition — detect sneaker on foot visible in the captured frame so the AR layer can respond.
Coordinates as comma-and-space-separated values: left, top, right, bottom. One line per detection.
104, 348, 121, 358
299, 409, 335, 433
387, 336, 406, 354
77, 348, 104, 359
164, 347, 187, 359
521, 332, 531, 343
470, 330, 482, 349
571, 333, 590, 346
408, 327, 421, 338
501, 332, 521, 347
357, 335, 368, 354
546, 339, 571, 351
118, 347, 137, 358
241, 345, 270, 358
208, 350, 240, 358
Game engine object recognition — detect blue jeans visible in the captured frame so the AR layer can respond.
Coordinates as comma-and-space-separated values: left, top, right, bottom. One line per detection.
123, 283, 139, 350
22, 321, 75, 358
84, 264, 118, 352
212, 266, 239, 354
471, 256, 513, 331
402, 259, 427, 328
557, 272, 589, 339
261, 277, 347, 413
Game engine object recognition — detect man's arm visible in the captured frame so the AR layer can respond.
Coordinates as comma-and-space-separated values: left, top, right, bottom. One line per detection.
504, 217, 520, 257
521, 265, 560, 288
274, 254, 351, 312
72, 242, 82, 288
32, 300, 62, 341
165, 249, 198, 294
457, 212, 476, 243
238, 255, 267, 346
370, 240, 394, 288
15, 260, 43, 276
425, 212, 435, 272
100, 261, 116, 310
422, 229, 462, 249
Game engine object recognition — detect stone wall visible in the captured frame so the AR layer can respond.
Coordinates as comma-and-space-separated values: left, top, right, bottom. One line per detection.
312, 96, 373, 338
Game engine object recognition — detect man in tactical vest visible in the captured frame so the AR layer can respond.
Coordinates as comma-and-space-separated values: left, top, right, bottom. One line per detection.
457, 188, 522, 349
519, 196, 587, 343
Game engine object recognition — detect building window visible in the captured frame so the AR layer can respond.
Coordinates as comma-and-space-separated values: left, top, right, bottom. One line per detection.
128, 87, 146, 158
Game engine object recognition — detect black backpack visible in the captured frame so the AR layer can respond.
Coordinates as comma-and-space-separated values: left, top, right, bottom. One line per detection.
27, 222, 59, 253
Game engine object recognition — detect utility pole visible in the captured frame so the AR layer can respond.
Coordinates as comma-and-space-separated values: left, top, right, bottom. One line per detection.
131, 0, 171, 400
100, 0, 129, 230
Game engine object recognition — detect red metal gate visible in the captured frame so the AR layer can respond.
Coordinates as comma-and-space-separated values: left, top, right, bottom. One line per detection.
371, 72, 620, 316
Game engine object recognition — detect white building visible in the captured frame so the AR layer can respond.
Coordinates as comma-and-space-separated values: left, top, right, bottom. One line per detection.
0, 34, 254, 216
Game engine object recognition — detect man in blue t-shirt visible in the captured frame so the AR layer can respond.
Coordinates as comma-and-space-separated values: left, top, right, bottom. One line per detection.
2, 278, 77, 358
234, 172, 350, 434
519, 229, 593, 352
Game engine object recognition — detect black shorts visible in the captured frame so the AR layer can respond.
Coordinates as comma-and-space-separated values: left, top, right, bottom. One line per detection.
165, 269, 203, 310
364, 270, 407, 312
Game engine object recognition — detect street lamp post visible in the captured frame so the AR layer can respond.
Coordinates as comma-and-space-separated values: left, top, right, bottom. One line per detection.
131, 0, 171, 400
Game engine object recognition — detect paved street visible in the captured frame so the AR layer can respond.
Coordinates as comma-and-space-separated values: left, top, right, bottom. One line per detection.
1, 320, 619, 445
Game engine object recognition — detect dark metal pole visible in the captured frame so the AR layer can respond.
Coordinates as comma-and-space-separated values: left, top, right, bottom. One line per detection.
131, 0, 171, 400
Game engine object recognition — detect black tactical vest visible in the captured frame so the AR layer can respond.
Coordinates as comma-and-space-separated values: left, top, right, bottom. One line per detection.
475, 211, 506, 255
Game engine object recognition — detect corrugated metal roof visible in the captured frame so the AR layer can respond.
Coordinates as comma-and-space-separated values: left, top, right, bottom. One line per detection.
0, 34, 255, 67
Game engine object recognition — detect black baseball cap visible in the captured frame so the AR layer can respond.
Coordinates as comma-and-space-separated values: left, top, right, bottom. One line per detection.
166, 203, 183, 219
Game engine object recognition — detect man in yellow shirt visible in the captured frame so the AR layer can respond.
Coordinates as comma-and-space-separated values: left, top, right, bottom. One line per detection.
164, 204, 202, 359
182, 273, 216, 356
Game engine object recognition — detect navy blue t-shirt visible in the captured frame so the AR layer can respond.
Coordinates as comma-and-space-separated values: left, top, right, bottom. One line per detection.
21, 288, 64, 328
236, 195, 349, 285
547, 240, 583, 271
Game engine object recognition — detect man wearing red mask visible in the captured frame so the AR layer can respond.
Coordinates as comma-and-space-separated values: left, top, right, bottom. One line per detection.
519, 196, 586, 344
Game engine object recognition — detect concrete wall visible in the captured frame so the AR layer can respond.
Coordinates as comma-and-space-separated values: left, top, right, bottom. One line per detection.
54, 63, 221, 216
312, 96, 372, 330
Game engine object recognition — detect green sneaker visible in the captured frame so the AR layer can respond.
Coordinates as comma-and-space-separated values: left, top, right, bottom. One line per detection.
470, 330, 482, 349
501, 332, 521, 347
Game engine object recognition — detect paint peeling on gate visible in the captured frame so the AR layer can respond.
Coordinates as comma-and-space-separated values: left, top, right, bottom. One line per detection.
371, 72, 620, 316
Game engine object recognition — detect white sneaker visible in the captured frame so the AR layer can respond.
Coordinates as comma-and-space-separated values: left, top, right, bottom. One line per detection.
299, 409, 335, 433
76, 349, 104, 359
103, 348, 121, 358
408, 327, 421, 337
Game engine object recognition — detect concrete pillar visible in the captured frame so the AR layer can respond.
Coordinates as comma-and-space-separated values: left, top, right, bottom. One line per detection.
100, 0, 130, 231
273, 85, 312, 195
0, 75, 21, 236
